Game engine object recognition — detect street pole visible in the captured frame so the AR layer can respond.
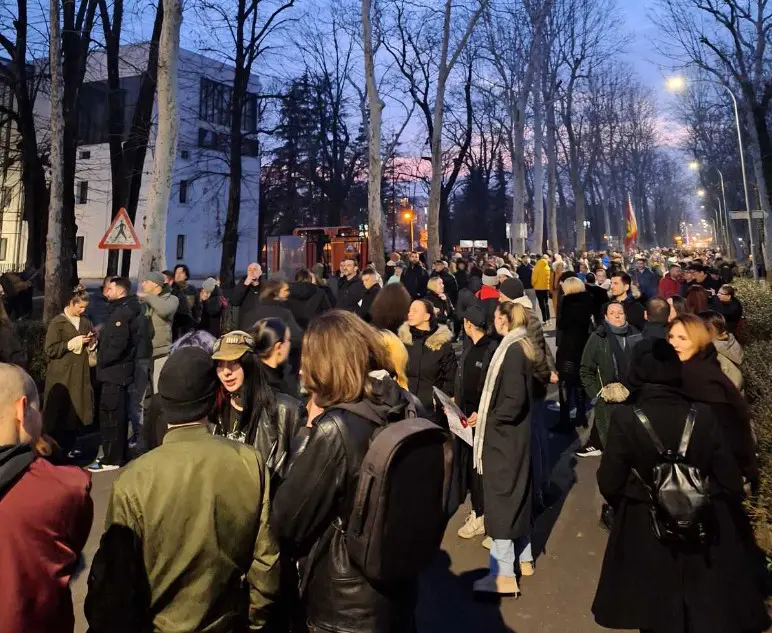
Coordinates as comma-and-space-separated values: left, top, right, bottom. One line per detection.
723, 86, 759, 279
410, 218, 414, 250
716, 168, 731, 254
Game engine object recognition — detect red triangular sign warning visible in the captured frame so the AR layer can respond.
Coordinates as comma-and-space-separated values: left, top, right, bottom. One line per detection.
98, 208, 141, 250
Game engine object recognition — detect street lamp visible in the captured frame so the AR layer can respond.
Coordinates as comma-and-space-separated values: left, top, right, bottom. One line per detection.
696, 188, 706, 197
403, 211, 415, 249
688, 160, 700, 171
689, 159, 732, 256
667, 75, 757, 279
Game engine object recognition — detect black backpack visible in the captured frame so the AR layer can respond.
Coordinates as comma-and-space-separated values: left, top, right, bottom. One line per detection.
632, 405, 712, 545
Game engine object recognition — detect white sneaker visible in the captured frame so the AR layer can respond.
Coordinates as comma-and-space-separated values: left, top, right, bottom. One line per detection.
482, 536, 493, 550
99, 464, 121, 472
473, 574, 520, 596
457, 511, 485, 539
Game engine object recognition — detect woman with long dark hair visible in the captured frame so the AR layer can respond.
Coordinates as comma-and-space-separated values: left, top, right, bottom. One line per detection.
212, 321, 305, 481
43, 286, 93, 453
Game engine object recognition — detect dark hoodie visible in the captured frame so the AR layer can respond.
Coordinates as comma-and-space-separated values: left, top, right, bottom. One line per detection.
0, 443, 34, 497
456, 275, 482, 319
287, 282, 332, 329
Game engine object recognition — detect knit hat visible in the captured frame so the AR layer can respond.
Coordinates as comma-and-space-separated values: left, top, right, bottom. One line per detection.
462, 305, 487, 329
145, 271, 165, 287
627, 338, 683, 390
159, 347, 218, 425
500, 278, 525, 300
497, 267, 514, 279
211, 330, 254, 362
202, 277, 217, 293
482, 268, 498, 287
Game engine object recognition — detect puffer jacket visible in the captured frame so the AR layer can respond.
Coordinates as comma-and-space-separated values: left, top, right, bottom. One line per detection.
714, 334, 744, 391
532, 259, 551, 290
142, 286, 179, 357
398, 323, 457, 415
271, 377, 421, 633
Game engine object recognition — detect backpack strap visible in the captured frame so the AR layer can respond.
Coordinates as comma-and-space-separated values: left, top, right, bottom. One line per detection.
677, 405, 698, 460
633, 407, 666, 455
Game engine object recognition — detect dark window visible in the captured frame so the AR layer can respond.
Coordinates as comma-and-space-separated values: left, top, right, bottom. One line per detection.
79, 150, 91, 159
76, 236, 84, 261
0, 186, 10, 209
179, 180, 188, 204
176, 234, 185, 260
198, 128, 221, 149
0, 238, 7, 261
181, 149, 190, 160
78, 181, 88, 204
241, 138, 259, 157
77, 76, 140, 145
199, 77, 258, 132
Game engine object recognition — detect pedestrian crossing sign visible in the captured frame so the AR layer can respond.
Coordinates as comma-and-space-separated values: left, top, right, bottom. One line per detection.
98, 208, 141, 250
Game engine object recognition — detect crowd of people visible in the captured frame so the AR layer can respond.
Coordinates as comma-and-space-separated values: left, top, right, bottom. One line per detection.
0, 245, 769, 633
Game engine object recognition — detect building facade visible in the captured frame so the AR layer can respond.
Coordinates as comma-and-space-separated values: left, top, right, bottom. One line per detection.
64, 45, 261, 279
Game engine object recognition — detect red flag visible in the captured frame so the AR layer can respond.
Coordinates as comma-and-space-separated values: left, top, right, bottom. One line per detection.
625, 195, 638, 252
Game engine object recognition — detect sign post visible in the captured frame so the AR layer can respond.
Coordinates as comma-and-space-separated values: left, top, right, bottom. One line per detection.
98, 207, 141, 275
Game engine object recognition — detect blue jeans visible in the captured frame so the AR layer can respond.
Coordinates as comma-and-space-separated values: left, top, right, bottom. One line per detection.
490, 537, 533, 577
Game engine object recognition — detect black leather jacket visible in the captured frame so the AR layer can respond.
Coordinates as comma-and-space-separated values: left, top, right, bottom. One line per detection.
214, 392, 305, 487
271, 377, 419, 633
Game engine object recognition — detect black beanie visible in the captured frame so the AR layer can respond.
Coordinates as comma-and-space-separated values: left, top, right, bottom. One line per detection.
159, 347, 218, 425
627, 338, 683, 390
500, 278, 525, 300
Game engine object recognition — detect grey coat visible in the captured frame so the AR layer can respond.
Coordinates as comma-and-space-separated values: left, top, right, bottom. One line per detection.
142, 288, 179, 357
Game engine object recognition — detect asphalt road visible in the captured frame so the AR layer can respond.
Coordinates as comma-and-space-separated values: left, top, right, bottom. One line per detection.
72, 325, 621, 633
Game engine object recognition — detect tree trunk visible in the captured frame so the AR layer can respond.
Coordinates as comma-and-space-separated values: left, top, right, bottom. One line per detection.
530, 47, 544, 255
362, 0, 385, 275
511, 98, 527, 255
744, 104, 772, 277
545, 96, 558, 253
427, 74, 447, 263
138, 0, 181, 279
45, 0, 65, 324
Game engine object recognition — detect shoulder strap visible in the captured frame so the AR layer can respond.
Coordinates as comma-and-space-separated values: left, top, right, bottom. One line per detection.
677, 405, 698, 459
633, 407, 666, 455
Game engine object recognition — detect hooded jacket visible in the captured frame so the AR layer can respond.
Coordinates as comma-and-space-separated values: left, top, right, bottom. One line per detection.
714, 334, 744, 391
287, 281, 332, 329
532, 259, 551, 290
142, 286, 179, 357
456, 276, 482, 319
97, 295, 146, 385
398, 323, 457, 414
0, 444, 93, 633
272, 376, 424, 633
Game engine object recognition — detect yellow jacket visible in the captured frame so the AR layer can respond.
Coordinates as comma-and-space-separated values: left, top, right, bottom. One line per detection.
532, 259, 551, 290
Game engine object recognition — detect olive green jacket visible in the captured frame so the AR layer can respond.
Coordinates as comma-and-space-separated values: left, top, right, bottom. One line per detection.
102, 425, 279, 632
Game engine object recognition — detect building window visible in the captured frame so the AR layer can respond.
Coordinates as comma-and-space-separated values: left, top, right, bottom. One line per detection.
79, 150, 91, 159
241, 138, 259, 157
0, 238, 7, 261
199, 77, 258, 132
0, 186, 10, 209
76, 236, 84, 261
180, 149, 190, 160
78, 181, 88, 204
198, 127, 221, 150
176, 234, 185, 260
179, 180, 188, 204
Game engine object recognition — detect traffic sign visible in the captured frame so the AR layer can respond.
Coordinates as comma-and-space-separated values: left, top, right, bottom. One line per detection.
730, 210, 767, 220
98, 208, 141, 250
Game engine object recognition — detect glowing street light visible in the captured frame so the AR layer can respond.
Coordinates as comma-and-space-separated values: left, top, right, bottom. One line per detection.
666, 74, 757, 278
403, 211, 415, 248
688, 160, 700, 171
696, 189, 706, 197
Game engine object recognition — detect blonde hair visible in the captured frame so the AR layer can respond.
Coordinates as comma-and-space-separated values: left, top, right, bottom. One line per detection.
427, 277, 443, 294
495, 302, 535, 360
561, 276, 586, 295
379, 329, 408, 389
668, 313, 714, 353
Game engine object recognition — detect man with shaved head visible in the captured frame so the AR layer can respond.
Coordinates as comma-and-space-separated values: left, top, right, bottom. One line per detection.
0, 363, 93, 633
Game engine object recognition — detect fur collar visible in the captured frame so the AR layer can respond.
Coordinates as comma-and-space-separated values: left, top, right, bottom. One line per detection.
398, 322, 453, 351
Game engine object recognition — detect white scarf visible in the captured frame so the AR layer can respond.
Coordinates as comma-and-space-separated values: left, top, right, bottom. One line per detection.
473, 326, 528, 474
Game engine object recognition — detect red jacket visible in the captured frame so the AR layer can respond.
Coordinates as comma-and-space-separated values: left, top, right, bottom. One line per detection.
0, 454, 93, 633
658, 274, 682, 300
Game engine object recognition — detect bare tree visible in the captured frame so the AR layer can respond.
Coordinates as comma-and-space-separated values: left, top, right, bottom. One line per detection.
138, 0, 182, 278
45, 0, 65, 323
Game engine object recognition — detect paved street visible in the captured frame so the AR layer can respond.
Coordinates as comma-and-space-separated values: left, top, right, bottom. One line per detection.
72, 327, 621, 633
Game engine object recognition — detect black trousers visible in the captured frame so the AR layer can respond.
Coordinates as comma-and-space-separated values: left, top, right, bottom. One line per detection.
100, 383, 129, 466
535, 290, 551, 321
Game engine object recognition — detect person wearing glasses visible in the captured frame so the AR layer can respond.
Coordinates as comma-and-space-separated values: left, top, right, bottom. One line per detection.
711, 284, 743, 334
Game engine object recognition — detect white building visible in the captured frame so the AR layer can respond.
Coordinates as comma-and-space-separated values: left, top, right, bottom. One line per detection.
48, 45, 261, 278
0, 63, 28, 273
